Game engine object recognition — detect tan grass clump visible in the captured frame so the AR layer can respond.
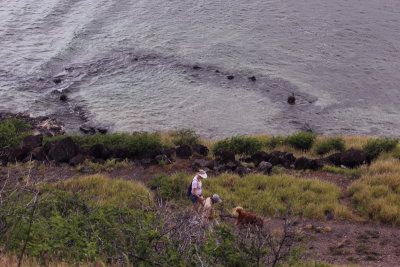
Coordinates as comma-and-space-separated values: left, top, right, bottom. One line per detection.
52, 174, 153, 210
202, 173, 353, 221
348, 173, 400, 225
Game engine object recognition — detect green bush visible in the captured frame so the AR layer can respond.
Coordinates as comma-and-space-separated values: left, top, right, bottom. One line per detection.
42, 134, 66, 147
170, 129, 200, 147
213, 136, 263, 155
0, 118, 31, 148
265, 136, 285, 149
285, 132, 316, 150
362, 138, 399, 162
314, 137, 346, 156
71, 132, 163, 156
147, 172, 190, 200
322, 165, 364, 179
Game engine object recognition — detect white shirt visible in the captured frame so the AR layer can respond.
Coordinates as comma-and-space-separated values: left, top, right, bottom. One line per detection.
191, 176, 202, 195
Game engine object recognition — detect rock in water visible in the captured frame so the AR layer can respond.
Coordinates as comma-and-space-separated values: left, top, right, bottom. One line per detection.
287, 94, 296, 105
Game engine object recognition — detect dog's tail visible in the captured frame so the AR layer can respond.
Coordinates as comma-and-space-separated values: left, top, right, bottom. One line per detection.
233, 206, 243, 216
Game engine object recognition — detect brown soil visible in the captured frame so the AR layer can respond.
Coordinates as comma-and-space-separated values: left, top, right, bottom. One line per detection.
2, 161, 400, 266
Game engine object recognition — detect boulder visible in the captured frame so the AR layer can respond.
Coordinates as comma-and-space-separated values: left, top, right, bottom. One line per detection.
226, 161, 239, 171
250, 151, 270, 166
258, 161, 273, 174
110, 147, 130, 159
161, 147, 176, 160
46, 137, 78, 163
8, 146, 28, 162
79, 125, 96, 134
192, 144, 209, 156
31, 147, 46, 161
269, 151, 296, 168
236, 165, 251, 176
69, 154, 85, 166
88, 144, 104, 159
214, 150, 235, 164
0, 147, 11, 166
294, 157, 318, 170
325, 153, 342, 166
176, 145, 192, 158
340, 148, 366, 168
192, 159, 215, 170
21, 135, 43, 151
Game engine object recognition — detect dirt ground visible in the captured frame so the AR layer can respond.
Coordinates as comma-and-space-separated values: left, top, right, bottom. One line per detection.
2, 160, 400, 266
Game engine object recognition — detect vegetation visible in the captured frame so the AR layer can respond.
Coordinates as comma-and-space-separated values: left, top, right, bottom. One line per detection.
314, 137, 346, 156
322, 165, 364, 179
213, 135, 263, 155
362, 138, 398, 163
285, 132, 317, 151
77, 158, 130, 174
0, 118, 31, 148
170, 129, 200, 147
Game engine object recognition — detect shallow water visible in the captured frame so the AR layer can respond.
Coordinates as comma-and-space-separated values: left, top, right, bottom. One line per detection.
1, 0, 399, 138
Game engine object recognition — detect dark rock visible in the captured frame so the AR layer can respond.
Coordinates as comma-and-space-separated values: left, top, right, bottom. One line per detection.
215, 70, 220, 73
294, 157, 318, 170
192, 144, 209, 156
60, 94, 67, 101
326, 153, 342, 166
227, 75, 234, 80
97, 127, 108, 134
215, 164, 228, 174
258, 161, 273, 175
236, 165, 251, 176
226, 161, 239, 170
69, 154, 85, 166
31, 147, 46, 161
8, 146, 28, 162
287, 94, 296, 105
215, 150, 235, 164
53, 78, 62, 84
248, 76, 256, 81
176, 145, 192, 158
315, 158, 329, 169
269, 151, 296, 168
79, 125, 96, 134
239, 157, 252, 163
155, 154, 170, 164
110, 147, 130, 159
21, 135, 43, 151
193, 65, 202, 70
46, 137, 78, 163
88, 144, 104, 159
250, 151, 270, 166
340, 148, 366, 168
101, 147, 111, 160
137, 149, 161, 160
192, 159, 215, 170
161, 147, 176, 160
0, 147, 11, 166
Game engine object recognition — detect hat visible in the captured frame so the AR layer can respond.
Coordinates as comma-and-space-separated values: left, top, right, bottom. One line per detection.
198, 170, 207, 179
212, 194, 222, 203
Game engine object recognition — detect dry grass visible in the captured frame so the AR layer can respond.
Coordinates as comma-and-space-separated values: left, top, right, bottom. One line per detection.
51, 174, 153, 209
202, 173, 353, 221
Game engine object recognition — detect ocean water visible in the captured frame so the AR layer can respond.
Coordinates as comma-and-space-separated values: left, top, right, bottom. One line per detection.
1, 0, 399, 138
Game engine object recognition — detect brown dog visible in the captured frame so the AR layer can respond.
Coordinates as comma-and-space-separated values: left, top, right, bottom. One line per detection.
233, 207, 263, 227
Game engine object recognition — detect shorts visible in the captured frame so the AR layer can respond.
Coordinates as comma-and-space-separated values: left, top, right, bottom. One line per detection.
190, 193, 202, 204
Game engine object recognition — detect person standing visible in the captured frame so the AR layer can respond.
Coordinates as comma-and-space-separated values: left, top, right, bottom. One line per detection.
190, 169, 207, 213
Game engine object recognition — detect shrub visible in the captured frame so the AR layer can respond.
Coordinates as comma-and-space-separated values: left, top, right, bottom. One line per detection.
314, 137, 346, 155
285, 132, 316, 151
42, 134, 66, 147
213, 136, 263, 155
0, 118, 31, 148
265, 136, 285, 149
78, 159, 129, 174
147, 172, 191, 200
362, 138, 399, 162
71, 132, 163, 156
170, 129, 200, 147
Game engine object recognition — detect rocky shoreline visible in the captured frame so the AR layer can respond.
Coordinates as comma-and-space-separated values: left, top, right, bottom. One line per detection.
1, 113, 367, 176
